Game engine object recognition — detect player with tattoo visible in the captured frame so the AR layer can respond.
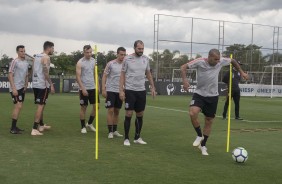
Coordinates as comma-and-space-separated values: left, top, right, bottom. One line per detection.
31, 41, 55, 136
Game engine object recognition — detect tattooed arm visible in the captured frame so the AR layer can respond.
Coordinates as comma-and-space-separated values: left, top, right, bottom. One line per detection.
42, 56, 55, 94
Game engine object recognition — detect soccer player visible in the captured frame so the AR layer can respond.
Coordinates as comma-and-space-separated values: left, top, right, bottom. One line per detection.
8, 45, 29, 134
102, 47, 126, 139
31, 41, 55, 136
222, 60, 244, 120
119, 40, 156, 146
180, 49, 248, 155
76, 45, 98, 134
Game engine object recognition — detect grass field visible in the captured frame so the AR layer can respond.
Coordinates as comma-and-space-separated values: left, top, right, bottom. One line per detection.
0, 93, 282, 184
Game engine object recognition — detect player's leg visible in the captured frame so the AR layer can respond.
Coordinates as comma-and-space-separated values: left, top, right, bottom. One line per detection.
199, 96, 218, 155
112, 92, 123, 137
105, 92, 115, 138
190, 93, 204, 146
123, 90, 135, 146
233, 91, 242, 120
79, 90, 88, 133
86, 89, 98, 132
133, 90, 146, 144
31, 88, 48, 136
222, 95, 229, 119
10, 88, 25, 134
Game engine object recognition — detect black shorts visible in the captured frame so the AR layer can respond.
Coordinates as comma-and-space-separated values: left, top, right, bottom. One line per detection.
105, 91, 122, 109
10, 88, 25, 104
79, 89, 100, 106
190, 93, 219, 118
33, 88, 50, 105
124, 90, 146, 112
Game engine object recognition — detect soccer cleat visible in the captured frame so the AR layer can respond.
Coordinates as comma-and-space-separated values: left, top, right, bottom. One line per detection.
133, 138, 147, 145
86, 123, 96, 132
38, 124, 51, 132
108, 132, 114, 139
198, 145, 209, 156
81, 127, 87, 134
193, 136, 204, 147
10, 129, 22, 134
235, 117, 244, 120
31, 129, 43, 136
222, 116, 227, 120
15, 127, 24, 131
123, 139, 130, 146
113, 131, 123, 137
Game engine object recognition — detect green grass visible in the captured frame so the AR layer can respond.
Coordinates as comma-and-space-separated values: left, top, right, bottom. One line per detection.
0, 93, 282, 184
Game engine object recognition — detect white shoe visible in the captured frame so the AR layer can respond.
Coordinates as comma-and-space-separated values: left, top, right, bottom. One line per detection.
113, 131, 123, 137
124, 139, 130, 146
108, 132, 114, 139
31, 129, 43, 136
86, 123, 96, 132
38, 124, 51, 132
198, 145, 209, 156
133, 138, 147, 145
81, 127, 87, 134
193, 136, 203, 147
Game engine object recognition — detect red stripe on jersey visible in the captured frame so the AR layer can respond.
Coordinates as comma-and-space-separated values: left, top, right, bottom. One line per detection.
9, 59, 17, 72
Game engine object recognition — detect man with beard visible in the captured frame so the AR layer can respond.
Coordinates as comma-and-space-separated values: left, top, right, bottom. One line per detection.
180, 49, 248, 155
31, 41, 55, 136
119, 40, 156, 146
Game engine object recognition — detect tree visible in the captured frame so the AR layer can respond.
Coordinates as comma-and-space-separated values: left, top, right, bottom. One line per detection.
223, 44, 264, 72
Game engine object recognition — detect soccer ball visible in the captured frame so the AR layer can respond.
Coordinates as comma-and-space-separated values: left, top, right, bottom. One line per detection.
232, 147, 248, 163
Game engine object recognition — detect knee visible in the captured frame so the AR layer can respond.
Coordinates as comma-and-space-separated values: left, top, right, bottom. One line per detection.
16, 103, 23, 110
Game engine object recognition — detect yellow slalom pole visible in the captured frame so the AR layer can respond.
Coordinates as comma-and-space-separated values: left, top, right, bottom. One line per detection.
94, 45, 99, 159
226, 54, 233, 152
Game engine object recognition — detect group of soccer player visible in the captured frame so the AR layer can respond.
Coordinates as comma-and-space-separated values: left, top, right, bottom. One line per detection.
7, 40, 156, 147
8, 40, 248, 155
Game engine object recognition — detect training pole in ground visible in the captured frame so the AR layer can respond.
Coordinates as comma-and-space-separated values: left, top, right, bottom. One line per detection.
94, 45, 99, 159
226, 54, 233, 152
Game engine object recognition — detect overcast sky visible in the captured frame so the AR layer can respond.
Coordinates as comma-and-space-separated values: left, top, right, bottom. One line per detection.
0, 0, 281, 58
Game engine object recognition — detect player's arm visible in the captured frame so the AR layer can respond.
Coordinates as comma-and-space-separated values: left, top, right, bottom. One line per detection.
231, 59, 249, 80
76, 62, 88, 96
180, 62, 190, 91
146, 70, 156, 99
24, 72, 29, 91
8, 60, 18, 96
42, 56, 55, 94
119, 70, 125, 101
8, 70, 18, 96
101, 71, 108, 98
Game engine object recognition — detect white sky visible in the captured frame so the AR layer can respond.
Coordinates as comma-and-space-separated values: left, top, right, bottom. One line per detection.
0, 0, 281, 58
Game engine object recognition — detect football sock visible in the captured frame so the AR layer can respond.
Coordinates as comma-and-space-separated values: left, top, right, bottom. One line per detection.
124, 116, 132, 140
108, 125, 113, 133
80, 119, 86, 129
39, 119, 44, 126
88, 115, 95, 125
11, 119, 17, 130
194, 126, 203, 137
201, 135, 209, 147
134, 116, 143, 140
113, 125, 117, 132
33, 122, 39, 129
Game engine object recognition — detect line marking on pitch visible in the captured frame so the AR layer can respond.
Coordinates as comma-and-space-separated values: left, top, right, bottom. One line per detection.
147, 105, 282, 123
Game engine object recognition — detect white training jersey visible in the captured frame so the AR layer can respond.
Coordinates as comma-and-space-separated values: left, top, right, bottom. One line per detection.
104, 59, 122, 93
77, 57, 96, 90
187, 57, 231, 97
32, 53, 50, 89
121, 54, 150, 91
8, 58, 29, 92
